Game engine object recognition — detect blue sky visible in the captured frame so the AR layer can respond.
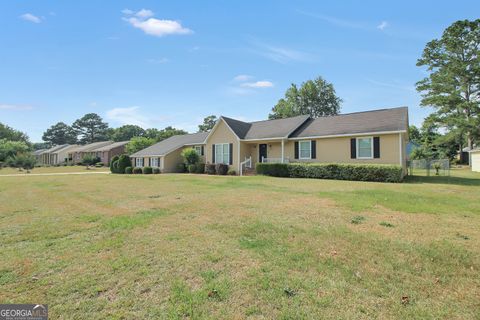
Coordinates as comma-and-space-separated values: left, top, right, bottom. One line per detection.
1, 1, 479, 142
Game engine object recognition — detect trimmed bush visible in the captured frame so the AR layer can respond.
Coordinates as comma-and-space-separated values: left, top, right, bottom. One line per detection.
133, 167, 143, 174
110, 155, 119, 173
195, 163, 205, 174
117, 155, 132, 174
143, 166, 153, 174
256, 163, 289, 177
205, 164, 216, 175
181, 148, 200, 166
176, 163, 186, 173
187, 164, 196, 173
256, 163, 403, 183
152, 167, 160, 174
125, 166, 133, 174
215, 163, 229, 175
227, 168, 236, 175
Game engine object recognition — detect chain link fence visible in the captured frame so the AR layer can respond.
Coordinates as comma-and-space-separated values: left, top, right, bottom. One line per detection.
408, 159, 450, 176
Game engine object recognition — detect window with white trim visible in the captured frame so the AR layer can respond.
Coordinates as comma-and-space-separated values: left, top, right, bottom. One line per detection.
135, 158, 144, 167
151, 157, 159, 167
215, 143, 230, 164
357, 137, 373, 159
193, 145, 202, 155
299, 140, 311, 159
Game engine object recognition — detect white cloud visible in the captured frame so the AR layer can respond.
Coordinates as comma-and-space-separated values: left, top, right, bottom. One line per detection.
241, 81, 274, 88
20, 13, 42, 23
0, 104, 32, 110
122, 9, 193, 37
147, 57, 169, 64
122, 9, 134, 15
106, 106, 152, 127
233, 74, 253, 82
135, 9, 154, 19
377, 21, 388, 31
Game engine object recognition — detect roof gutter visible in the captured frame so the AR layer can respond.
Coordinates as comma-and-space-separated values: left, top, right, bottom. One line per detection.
289, 130, 407, 140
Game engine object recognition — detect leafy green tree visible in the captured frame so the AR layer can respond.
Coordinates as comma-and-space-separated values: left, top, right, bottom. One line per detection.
269, 76, 342, 119
72, 113, 109, 144
144, 128, 160, 139
0, 122, 30, 143
32, 142, 49, 150
0, 139, 30, 162
408, 125, 422, 144
7, 153, 36, 172
181, 148, 200, 165
198, 115, 217, 132
416, 19, 480, 152
42, 122, 78, 145
111, 125, 145, 142
155, 126, 188, 142
125, 137, 156, 155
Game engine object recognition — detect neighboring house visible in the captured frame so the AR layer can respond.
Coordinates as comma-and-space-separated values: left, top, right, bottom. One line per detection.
39, 144, 78, 165
67, 141, 114, 164
130, 132, 208, 172
33, 149, 46, 163
131, 106, 409, 175
469, 149, 480, 172
89, 141, 129, 165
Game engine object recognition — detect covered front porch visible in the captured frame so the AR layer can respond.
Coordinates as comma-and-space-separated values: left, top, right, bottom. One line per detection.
239, 139, 291, 175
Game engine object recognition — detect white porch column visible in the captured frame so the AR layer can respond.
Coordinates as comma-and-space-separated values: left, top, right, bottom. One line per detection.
281, 139, 285, 163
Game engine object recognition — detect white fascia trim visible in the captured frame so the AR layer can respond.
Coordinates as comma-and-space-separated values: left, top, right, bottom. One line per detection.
130, 154, 165, 158
240, 137, 285, 142
289, 130, 407, 140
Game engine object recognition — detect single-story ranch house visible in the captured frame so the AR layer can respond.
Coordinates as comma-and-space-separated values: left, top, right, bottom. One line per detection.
131, 106, 409, 175
37, 141, 128, 166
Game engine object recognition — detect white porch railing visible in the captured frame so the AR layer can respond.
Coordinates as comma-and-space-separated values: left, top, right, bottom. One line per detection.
240, 156, 252, 176
261, 157, 290, 163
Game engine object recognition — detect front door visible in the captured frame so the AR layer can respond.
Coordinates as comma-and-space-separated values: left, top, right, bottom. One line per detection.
259, 144, 268, 162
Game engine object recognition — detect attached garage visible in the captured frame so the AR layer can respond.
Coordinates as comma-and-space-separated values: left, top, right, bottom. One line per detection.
470, 149, 480, 172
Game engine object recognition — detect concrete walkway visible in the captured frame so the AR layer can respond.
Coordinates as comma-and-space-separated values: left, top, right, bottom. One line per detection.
0, 171, 110, 177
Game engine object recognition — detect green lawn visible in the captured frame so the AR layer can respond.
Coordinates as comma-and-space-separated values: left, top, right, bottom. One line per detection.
1, 169, 479, 319
0, 166, 110, 175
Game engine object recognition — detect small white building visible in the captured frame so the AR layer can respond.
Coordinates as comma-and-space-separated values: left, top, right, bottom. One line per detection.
470, 149, 480, 172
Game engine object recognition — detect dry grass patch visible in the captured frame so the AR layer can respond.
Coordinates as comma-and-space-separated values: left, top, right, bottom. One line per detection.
0, 168, 479, 318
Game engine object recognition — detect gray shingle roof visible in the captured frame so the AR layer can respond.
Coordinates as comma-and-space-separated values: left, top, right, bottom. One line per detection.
68, 141, 114, 153
290, 107, 408, 138
222, 115, 310, 139
43, 144, 70, 154
130, 132, 208, 157
91, 141, 129, 152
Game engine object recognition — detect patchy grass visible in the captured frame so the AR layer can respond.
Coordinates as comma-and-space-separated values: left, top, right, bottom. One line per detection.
0, 166, 109, 175
0, 168, 479, 319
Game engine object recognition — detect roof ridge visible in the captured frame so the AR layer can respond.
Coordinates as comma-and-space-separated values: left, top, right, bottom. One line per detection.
318, 106, 408, 119
246, 114, 309, 124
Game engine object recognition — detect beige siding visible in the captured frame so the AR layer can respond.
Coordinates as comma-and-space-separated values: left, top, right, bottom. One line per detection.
205, 120, 239, 171
163, 148, 183, 173
283, 133, 404, 168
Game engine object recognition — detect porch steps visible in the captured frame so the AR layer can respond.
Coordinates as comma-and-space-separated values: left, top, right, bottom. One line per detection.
242, 167, 256, 176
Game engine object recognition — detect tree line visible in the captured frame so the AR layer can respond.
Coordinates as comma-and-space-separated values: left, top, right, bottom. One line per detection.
1, 19, 479, 167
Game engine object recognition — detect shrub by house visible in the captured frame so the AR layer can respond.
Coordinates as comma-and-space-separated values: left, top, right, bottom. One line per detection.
256, 163, 403, 183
